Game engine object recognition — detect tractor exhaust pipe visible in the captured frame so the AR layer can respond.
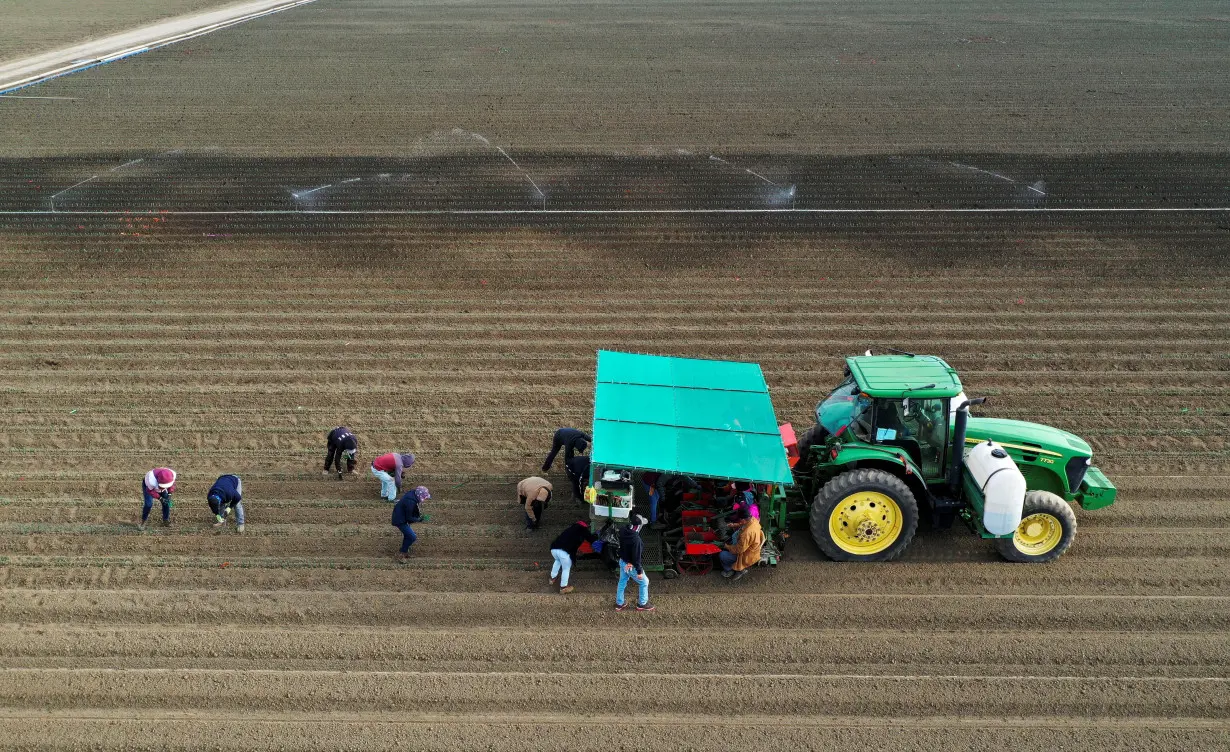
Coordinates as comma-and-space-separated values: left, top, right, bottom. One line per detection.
948, 397, 987, 492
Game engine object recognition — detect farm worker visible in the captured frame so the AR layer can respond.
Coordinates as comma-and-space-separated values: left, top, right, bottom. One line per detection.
207, 474, 245, 533
564, 454, 591, 503
615, 514, 654, 611
392, 485, 431, 561
720, 511, 765, 583
641, 471, 662, 526
541, 427, 590, 473
549, 519, 598, 594
394, 485, 430, 524
324, 426, 358, 478
139, 467, 176, 530
371, 452, 414, 502
518, 476, 553, 530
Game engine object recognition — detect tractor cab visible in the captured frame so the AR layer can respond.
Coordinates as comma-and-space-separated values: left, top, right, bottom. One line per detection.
812, 355, 963, 482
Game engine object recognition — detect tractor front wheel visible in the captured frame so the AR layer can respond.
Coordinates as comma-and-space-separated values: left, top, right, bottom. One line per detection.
995, 491, 1077, 563
810, 468, 919, 562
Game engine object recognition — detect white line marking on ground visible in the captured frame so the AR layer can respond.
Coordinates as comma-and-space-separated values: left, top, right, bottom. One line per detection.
3, 207, 1228, 216
4, 667, 1227, 682
0, 94, 78, 100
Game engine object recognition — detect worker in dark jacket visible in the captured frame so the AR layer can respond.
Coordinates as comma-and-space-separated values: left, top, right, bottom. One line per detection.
207, 474, 245, 533
324, 426, 358, 478
541, 427, 590, 473
615, 514, 654, 611
564, 454, 591, 503
391, 485, 431, 561
549, 519, 598, 594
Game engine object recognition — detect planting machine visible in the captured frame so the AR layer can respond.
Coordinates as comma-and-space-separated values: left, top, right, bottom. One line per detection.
583, 350, 1116, 574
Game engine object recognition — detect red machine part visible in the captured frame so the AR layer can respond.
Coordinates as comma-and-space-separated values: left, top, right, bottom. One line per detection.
678, 510, 720, 575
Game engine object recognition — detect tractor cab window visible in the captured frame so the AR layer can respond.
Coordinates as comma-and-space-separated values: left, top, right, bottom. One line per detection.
872, 398, 949, 478
816, 377, 873, 441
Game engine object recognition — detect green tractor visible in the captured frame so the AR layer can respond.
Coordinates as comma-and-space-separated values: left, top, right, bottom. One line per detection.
786, 353, 1117, 563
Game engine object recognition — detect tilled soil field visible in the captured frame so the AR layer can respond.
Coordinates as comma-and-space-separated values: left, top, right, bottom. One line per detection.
2, 0, 1230, 749
1, 193, 1228, 749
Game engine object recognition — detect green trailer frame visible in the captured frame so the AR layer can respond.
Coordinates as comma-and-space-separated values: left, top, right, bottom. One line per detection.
588, 350, 795, 574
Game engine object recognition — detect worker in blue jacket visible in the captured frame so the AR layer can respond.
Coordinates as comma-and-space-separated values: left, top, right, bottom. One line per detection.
391, 485, 430, 561
207, 474, 245, 533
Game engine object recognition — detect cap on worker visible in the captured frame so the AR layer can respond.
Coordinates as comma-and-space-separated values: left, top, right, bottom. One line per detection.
413, 485, 431, 501
148, 467, 176, 490
400, 453, 416, 467
629, 514, 648, 532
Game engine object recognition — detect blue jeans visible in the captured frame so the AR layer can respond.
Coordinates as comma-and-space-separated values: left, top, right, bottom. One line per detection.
550, 548, 572, 587
396, 522, 417, 553
719, 550, 738, 572
616, 559, 649, 606
643, 482, 660, 523
141, 486, 170, 523
372, 467, 398, 501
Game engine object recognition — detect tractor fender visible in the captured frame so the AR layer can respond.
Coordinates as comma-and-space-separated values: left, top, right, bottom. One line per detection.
831, 445, 931, 503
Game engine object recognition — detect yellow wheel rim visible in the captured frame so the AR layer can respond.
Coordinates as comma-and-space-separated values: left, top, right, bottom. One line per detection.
1013, 513, 1064, 556
828, 491, 904, 555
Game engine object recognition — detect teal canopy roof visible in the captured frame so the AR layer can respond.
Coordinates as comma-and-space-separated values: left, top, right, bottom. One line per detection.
591, 350, 793, 485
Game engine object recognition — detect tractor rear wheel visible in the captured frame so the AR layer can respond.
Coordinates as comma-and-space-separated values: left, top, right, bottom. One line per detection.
810, 468, 919, 562
995, 491, 1077, 563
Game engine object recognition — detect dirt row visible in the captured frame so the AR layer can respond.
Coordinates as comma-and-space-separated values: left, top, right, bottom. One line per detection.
2, 713, 1224, 752
4, 622, 1227, 677
4, 588, 1227, 630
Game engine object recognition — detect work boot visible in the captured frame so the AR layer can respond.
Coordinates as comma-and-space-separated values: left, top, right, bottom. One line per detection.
137, 521, 146, 532
729, 569, 748, 582
236, 524, 245, 533
549, 576, 558, 586
614, 602, 629, 612
560, 586, 575, 595
397, 552, 411, 563
721, 570, 734, 579
161, 519, 171, 527
635, 602, 656, 612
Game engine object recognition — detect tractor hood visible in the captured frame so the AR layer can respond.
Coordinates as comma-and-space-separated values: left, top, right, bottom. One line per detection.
963, 417, 1092, 458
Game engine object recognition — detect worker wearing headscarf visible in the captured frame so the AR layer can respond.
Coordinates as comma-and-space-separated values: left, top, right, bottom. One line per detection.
721, 510, 765, 582
371, 452, 415, 501
392, 485, 431, 561
139, 467, 176, 530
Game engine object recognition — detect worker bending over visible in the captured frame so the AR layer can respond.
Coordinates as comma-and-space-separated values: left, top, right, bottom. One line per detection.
549, 519, 598, 594
518, 476, 553, 530
371, 452, 414, 502
324, 426, 358, 478
541, 427, 590, 473
615, 514, 654, 611
207, 474, 245, 533
139, 467, 176, 530
720, 509, 765, 582
565, 454, 590, 503
392, 485, 431, 561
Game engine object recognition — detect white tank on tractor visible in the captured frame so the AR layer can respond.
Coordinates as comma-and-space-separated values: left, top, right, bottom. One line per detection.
965, 440, 1026, 536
